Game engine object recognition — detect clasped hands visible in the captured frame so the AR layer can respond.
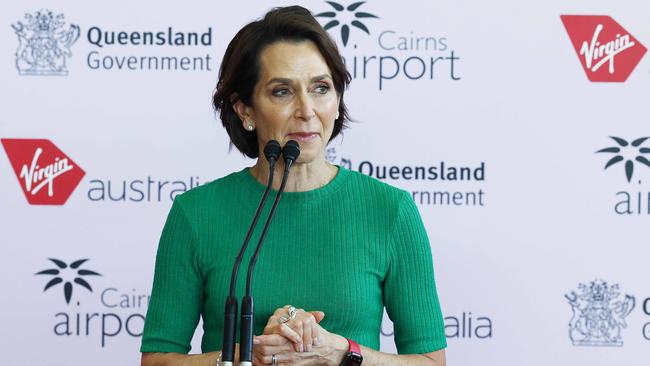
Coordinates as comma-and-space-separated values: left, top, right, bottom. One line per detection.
252, 305, 347, 366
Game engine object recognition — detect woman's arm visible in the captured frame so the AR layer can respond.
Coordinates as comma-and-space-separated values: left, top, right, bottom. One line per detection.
141, 344, 239, 366
361, 348, 445, 366
331, 334, 446, 366
140, 198, 207, 363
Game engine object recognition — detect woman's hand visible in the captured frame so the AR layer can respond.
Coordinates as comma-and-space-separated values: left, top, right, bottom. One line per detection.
253, 327, 348, 366
263, 305, 325, 352
252, 334, 293, 365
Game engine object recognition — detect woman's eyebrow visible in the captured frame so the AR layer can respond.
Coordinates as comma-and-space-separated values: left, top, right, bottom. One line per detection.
266, 74, 332, 86
266, 77, 292, 85
311, 74, 332, 82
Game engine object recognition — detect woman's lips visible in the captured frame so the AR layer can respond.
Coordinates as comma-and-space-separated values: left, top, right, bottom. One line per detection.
287, 132, 319, 141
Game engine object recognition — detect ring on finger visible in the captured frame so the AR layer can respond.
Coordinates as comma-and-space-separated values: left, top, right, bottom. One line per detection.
271, 354, 278, 366
279, 314, 291, 324
288, 306, 297, 319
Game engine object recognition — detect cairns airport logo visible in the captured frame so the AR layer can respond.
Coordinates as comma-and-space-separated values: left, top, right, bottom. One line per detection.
1, 138, 202, 205
314, 1, 461, 90
35, 258, 149, 347
12, 9, 214, 74
315, 1, 378, 47
565, 279, 650, 345
597, 136, 650, 183
36, 258, 102, 304
595, 136, 650, 215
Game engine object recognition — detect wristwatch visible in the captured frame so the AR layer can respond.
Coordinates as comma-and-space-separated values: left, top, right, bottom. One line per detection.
339, 338, 363, 366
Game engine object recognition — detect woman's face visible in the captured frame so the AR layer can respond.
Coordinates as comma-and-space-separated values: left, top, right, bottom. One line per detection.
239, 40, 339, 164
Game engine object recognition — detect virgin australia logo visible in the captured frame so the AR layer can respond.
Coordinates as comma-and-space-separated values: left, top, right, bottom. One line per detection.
315, 1, 378, 46
565, 279, 635, 346
11, 9, 80, 75
1, 138, 86, 205
560, 15, 647, 82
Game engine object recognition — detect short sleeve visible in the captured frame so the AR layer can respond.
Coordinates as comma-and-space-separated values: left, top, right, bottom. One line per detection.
140, 196, 204, 353
383, 192, 446, 354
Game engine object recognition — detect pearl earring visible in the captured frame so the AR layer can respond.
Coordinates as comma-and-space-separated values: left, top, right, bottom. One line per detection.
246, 122, 254, 131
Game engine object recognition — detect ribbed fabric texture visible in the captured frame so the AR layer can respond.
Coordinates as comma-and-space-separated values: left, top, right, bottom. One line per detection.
140, 166, 446, 354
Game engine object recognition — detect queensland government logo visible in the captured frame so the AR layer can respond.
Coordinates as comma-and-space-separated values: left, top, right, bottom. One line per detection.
561, 15, 647, 82
11, 9, 213, 73
326, 148, 486, 207
1, 138, 85, 205
565, 279, 635, 346
12, 9, 80, 75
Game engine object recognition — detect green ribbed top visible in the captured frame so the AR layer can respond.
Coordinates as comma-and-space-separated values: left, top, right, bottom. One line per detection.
140, 166, 446, 354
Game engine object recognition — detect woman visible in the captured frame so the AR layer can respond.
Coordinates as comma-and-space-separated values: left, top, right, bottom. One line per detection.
141, 6, 446, 366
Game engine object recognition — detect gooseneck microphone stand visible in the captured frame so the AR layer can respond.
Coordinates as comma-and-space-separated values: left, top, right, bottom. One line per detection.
239, 140, 301, 366
221, 140, 281, 366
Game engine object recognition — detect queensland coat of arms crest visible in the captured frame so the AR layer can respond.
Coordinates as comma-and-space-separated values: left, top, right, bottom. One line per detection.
565, 279, 635, 346
11, 10, 80, 75
325, 147, 353, 170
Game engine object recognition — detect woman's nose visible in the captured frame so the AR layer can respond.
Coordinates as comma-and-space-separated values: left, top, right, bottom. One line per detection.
294, 93, 315, 121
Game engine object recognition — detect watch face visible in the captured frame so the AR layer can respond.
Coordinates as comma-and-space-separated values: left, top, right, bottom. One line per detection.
346, 352, 363, 366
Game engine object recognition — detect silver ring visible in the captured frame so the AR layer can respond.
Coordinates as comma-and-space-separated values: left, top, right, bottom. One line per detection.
279, 306, 298, 324
271, 354, 278, 366
288, 306, 297, 319
279, 314, 290, 324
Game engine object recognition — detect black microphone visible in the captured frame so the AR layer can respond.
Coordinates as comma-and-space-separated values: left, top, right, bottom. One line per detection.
221, 140, 281, 366
239, 140, 301, 366
281, 140, 300, 170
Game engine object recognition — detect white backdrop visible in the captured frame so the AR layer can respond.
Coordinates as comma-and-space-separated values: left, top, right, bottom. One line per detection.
1, 1, 650, 365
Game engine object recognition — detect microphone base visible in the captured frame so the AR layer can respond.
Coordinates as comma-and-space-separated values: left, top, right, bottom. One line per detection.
240, 362, 253, 366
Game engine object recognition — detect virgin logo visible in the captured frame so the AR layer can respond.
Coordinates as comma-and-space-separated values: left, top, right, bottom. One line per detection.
2, 139, 85, 205
561, 15, 647, 82
581, 24, 635, 74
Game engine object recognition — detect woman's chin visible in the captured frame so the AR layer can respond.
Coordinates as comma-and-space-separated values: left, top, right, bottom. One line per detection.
293, 147, 324, 165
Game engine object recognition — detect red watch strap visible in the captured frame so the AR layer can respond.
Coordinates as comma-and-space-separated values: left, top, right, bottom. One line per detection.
346, 338, 361, 355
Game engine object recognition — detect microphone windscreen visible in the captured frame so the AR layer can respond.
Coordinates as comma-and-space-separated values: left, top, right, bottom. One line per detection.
282, 140, 301, 162
264, 140, 281, 161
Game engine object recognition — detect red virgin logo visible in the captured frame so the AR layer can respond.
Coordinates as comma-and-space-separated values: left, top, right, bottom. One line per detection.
1, 139, 85, 205
561, 15, 647, 82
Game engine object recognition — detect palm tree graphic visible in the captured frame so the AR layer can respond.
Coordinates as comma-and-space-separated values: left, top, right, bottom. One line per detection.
596, 136, 650, 182
315, 1, 379, 46
35, 258, 101, 304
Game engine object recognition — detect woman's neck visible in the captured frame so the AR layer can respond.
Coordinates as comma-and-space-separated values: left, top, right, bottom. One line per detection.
250, 157, 338, 192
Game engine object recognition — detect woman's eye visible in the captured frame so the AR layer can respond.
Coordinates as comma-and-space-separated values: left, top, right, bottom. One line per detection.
272, 88, 291, 97
313, 84, 330, 94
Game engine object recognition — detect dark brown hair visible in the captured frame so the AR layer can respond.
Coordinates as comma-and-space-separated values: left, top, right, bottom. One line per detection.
212, 5, 351, 158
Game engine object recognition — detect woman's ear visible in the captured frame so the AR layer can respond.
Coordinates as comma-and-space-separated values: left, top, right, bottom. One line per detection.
336, 97, 341, 119
233, 99, 249, 125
